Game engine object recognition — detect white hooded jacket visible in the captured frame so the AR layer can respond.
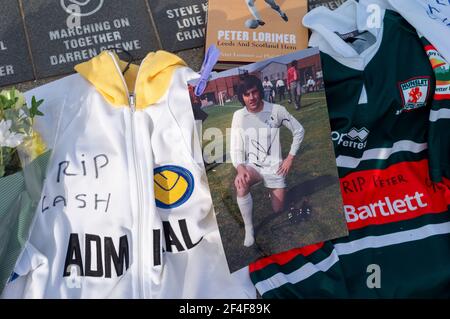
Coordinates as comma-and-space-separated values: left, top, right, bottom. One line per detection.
1, 50, 254, 299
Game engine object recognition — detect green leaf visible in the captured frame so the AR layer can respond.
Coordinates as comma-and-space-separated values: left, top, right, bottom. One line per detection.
30, 96, 44, 118
0, 95, 8, 106
0, 95, 13, 110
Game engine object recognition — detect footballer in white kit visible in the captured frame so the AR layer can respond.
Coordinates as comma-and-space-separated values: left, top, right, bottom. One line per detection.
244, 0, 289, 28
230, 76, 305, 247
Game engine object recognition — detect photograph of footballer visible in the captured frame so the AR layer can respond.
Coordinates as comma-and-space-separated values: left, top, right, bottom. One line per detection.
188, 48, 347, 272
230, 75, 304, 247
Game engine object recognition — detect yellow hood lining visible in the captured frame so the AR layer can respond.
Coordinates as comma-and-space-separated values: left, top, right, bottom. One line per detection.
74, 50, 187, 109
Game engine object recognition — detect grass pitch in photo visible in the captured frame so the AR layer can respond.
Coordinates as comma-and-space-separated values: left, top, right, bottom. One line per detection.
188, 48, 347, 272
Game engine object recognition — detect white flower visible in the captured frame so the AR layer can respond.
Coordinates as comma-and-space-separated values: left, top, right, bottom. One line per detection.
0, 120, 25, 148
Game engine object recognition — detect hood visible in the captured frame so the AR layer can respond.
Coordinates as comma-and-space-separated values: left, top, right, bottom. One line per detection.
303, 0, 385, 69
74, 50, 187, 109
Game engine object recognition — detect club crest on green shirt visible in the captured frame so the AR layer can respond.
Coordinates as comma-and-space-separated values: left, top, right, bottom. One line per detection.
397, 76, 431, 115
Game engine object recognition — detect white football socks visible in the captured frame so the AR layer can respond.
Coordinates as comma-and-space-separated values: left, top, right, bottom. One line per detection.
246, 0, 262, 21
264, 0, 278, 10
237, 193, 255, 247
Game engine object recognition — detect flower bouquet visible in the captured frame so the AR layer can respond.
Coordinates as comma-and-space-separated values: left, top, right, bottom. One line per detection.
0, 89, 46, 177
0, 89, 50, 294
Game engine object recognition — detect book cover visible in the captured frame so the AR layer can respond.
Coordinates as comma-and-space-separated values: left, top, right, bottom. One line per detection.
205, 0, 309, 66
188, 47, 348, 272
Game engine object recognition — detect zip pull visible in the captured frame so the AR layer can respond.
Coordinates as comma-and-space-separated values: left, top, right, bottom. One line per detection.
129, 93, 136, 112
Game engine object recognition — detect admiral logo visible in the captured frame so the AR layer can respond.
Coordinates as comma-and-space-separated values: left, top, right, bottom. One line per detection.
397, 77, 431, 115
63, 233, 129, 280
331, 127, 369, 150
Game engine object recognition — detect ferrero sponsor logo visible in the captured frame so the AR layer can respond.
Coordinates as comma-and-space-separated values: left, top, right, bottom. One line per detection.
331, 127, 369, 150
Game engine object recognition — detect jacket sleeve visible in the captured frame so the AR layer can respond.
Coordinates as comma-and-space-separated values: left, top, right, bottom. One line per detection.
279, 106, 305, 157
2, 74, 87, 298
1, 243, 49, 298
421, 39, 450, 182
